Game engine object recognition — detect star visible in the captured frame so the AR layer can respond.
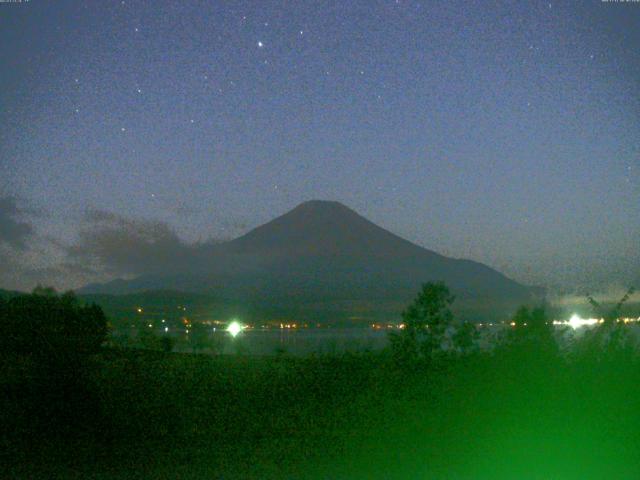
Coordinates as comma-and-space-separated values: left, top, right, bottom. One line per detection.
121, 127, 126, 132
136, 88, 142, 93
134, 27, 139, 33
258, 41, 264, 48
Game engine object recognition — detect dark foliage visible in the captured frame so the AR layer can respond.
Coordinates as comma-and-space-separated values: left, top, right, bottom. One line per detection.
0, 286, 107, 360
3, 283, 640, 478
502, 305, 558, 356
389, 281, 455, 365
576, 287, 637, 360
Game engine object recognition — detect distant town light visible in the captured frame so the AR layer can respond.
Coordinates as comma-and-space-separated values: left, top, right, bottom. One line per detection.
568, 314, 598, 330
137, 307, 143, 313
227, 320, 243, 338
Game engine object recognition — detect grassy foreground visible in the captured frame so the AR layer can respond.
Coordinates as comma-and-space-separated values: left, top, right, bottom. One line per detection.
3, 346, 640, 479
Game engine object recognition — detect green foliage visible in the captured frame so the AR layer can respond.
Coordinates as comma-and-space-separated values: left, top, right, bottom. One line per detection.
503, 305, 557, 356
452, 321, 479, 354
0, 287, 108, 360
188, 321, 211, 353
136, 323, 161, 350
389, 281, 455, 365
580, 287, 637, 356
160, 335, 175, 353
587, 286, 635, 325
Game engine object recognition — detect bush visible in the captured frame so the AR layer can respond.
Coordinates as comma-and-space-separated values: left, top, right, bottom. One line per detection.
0, 287, 108, 361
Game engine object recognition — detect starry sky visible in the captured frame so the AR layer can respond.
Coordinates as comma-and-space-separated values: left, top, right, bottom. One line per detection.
0, 0, 638, 293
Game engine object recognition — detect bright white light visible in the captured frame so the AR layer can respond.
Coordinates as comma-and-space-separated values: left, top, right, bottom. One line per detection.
164, 327, 169, 332
568, 314, 598, 330
227, 320, 243, 338
257, 41, 264, 48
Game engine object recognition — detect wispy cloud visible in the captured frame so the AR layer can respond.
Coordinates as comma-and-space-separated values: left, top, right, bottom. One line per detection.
0, 196, 34, 250
66, 209, 220, 276
0, 201, 222, 291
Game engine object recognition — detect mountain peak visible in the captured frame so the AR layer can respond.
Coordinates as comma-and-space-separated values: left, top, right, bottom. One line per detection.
79, 199, 537, 319
227, 199, 419, 258
291, 200, 355, 215
298, 199, 345, 207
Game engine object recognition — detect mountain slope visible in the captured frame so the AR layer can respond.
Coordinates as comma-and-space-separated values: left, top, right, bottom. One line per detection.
80, 200, 542, 321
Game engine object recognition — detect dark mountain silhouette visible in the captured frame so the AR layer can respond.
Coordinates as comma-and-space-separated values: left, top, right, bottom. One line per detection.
80, 200, 543, 322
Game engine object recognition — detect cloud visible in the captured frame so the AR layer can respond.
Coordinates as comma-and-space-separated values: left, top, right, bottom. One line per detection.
67, 209, 218, 276
0, 196, 34, 250
549, 286, 640, 308
0, 203, 224, 291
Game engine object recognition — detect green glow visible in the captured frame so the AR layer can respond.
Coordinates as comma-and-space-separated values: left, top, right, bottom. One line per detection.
227, 320, 243, 338
568, 314, 598, 330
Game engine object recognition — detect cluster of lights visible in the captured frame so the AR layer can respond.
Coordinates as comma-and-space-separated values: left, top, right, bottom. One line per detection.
371, 323, 408, 330
553, 314, 640, 330
279, 323, 298, 329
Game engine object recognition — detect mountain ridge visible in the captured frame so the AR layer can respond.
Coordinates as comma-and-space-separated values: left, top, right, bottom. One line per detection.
79, 200, 543, 321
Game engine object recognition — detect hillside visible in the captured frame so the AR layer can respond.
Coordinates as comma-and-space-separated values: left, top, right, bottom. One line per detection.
80, 200, 543, 322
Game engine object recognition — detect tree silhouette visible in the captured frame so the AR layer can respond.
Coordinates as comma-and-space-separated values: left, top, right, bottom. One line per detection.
0, 287, 107, 361
389, 281, 455, 365
587, 286, 635, 325
582, 286, 636, 356
452, 321, 479, 354
503, 305, 557, 356
0, 288, 109, 437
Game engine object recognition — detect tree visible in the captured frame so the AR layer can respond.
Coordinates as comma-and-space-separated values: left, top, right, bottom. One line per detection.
503, 305, 557, 356
0, 288, 109, 434
587, 286, 635, 326
452, 321, 479, 354
389, 281, 455, 365
0, 287, 108, 361
581, 287, 636, 356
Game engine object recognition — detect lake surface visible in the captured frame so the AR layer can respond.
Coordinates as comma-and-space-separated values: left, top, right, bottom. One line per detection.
124, 322, 640, 356
202, 328, 390, 356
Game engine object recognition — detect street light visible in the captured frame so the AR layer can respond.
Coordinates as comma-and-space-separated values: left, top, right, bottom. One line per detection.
227, 320, 243, 338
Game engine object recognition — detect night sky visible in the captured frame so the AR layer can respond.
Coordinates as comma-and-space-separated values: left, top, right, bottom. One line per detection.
1, 0, 638, 293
